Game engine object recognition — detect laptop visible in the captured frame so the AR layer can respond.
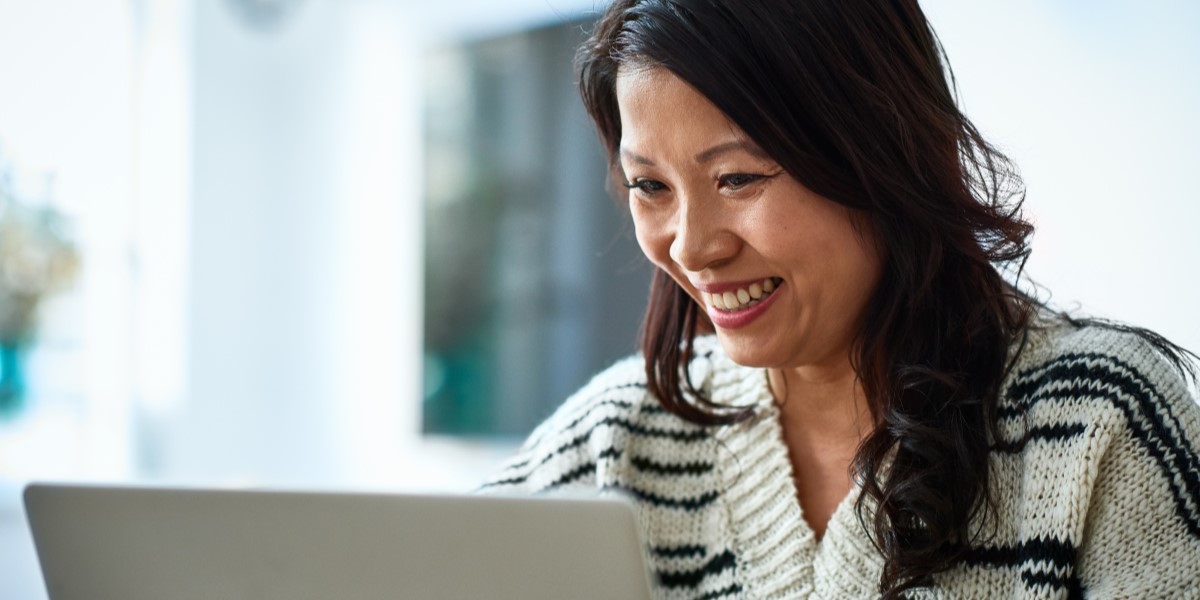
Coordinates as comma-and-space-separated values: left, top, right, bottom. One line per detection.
23, 483, 657, 600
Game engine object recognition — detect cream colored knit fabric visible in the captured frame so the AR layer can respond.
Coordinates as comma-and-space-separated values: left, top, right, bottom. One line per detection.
482, 321, 1200, 599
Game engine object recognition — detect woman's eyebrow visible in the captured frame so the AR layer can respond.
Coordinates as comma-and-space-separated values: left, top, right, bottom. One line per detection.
619, 147, 656, 166
619, 140, 769, 167
694, 140, 769, 164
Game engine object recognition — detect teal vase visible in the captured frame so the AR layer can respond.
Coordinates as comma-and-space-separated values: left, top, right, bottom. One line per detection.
0, 343, 27, 419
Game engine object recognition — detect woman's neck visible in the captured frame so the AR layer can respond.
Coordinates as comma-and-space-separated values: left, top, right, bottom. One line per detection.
768, 365, 873, 443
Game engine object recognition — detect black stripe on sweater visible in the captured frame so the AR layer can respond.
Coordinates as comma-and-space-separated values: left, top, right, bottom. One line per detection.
1020, 569, 1084, 600
530, 416, 705, 466
612, 381, 650, 390
605, 484, 720, 511
998, 352, 1200, 539
479, 431, 596, 488
963, 535, 1075, 570
557, 398, 638, 433
479, 474, 526, 488
963, 536, 1081, 596
542, 463, 595, 489
991, 422, 1088, 453
503, 457, 531, 471
523, 381, 648, 447
656, 550, 737, 588
652, 544, 707, 559
632, 456, 714, 476
592, 415, 710, 442
482, 447, 622, 489
485, 415, 710, 488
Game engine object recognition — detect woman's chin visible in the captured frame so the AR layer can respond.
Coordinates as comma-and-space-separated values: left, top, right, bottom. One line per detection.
713, 330, 782, 369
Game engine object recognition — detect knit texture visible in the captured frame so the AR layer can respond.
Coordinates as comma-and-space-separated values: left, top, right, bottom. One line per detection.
481, 320, 1200, 599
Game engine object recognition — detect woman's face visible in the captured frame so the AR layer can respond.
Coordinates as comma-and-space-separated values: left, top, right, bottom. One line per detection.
616, 66, 883, 372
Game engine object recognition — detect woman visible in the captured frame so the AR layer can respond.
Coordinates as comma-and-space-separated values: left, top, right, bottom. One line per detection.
481, 1, 1200, 598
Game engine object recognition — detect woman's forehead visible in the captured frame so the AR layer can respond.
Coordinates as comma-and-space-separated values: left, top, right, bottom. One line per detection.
615, 66, 758, 159
614, 65, 688, 112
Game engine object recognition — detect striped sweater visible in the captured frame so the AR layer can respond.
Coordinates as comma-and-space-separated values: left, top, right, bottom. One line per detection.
481, 321, 1200, 599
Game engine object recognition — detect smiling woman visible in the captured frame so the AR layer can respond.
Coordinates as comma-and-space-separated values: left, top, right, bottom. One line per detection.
617, 66, 883, 378
480, 1, 1200, 598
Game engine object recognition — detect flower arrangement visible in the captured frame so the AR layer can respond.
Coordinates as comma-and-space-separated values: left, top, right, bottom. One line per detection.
0, 179, 78, 344
0, 158, 79, 416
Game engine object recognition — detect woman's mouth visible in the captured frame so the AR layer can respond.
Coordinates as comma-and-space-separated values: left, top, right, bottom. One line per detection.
701, 277, 783, 312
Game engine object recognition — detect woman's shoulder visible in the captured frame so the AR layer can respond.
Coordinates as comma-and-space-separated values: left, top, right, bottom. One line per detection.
480, 342, 730, 494
519, 334, 748, 446
517, 353, 678, 451
1004, 313, 1196, 406
998, 312, 1200, 448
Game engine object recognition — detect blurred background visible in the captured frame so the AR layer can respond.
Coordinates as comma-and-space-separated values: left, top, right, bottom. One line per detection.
0, 0, 1196, 597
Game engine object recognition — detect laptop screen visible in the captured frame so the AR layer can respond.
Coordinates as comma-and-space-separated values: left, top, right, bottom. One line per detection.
24, 483, 656, 600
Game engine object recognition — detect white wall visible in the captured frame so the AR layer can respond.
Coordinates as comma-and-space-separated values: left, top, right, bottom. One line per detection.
923, 0, 1200, 353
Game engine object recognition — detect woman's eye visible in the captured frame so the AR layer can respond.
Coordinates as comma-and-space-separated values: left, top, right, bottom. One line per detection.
719, 173, 763, 190
624, 178, 667, 195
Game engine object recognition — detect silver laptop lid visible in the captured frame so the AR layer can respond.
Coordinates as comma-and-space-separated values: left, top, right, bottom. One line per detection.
24, 483, 656, 600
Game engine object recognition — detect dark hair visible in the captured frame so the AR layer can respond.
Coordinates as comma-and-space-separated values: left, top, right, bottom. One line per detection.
577, 0, 1034, 596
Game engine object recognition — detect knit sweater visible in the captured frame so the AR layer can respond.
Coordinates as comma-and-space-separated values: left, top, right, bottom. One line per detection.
481, 320, 1200, 599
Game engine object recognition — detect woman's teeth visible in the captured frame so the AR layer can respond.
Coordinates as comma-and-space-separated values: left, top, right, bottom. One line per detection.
702, 278, 781, 312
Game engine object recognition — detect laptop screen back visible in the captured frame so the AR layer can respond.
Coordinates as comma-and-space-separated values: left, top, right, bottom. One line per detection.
24, 484, 656, 600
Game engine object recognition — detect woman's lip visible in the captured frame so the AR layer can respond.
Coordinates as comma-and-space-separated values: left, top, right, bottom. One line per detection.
692, 277, 779, 294
705, 281, 784, 330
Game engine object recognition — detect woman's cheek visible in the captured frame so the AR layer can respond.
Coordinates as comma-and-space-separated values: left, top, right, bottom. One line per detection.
631, 207, 672, 267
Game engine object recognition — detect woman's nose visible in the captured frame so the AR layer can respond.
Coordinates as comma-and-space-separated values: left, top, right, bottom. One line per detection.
668, 196, 738, 272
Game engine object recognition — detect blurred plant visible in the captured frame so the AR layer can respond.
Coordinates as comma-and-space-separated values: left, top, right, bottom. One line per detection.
0, 157, 79, 417
0, 166, 79, 345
